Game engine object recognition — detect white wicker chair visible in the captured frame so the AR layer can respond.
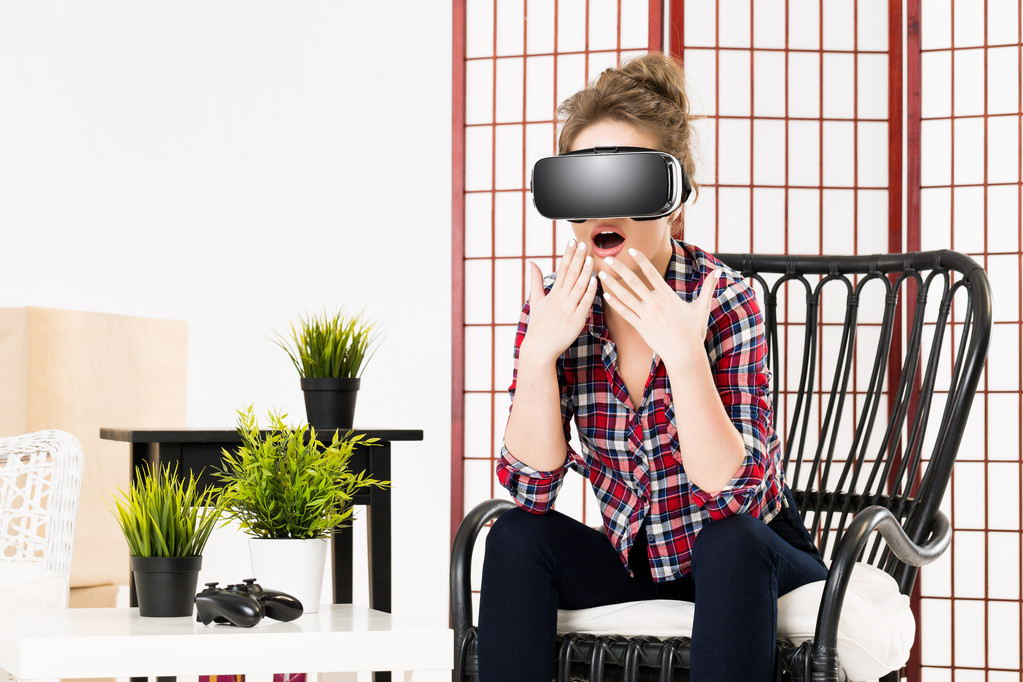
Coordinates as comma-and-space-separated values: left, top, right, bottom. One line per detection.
0, 430, 84, 609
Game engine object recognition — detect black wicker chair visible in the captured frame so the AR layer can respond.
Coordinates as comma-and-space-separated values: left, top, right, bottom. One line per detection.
451, 250, 991, 682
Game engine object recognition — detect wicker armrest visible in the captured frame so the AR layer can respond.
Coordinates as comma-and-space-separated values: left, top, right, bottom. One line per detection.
450, 498, 516, 679
810, 506, 952, 680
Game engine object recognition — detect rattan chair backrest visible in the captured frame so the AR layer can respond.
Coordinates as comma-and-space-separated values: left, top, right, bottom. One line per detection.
716, 250, 991, 595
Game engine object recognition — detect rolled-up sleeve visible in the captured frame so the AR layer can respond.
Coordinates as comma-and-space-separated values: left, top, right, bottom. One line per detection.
496, 292, 581, 514
684, 273, 773, 519
496, 447, 571, 513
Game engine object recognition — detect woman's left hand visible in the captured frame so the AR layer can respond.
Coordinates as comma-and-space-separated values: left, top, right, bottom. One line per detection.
598, 248, 720, 368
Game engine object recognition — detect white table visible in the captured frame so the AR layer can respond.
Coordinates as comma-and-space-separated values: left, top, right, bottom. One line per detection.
0, 605, 452, 681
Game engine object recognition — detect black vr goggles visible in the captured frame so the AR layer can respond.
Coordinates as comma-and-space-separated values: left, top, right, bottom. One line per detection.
529, 146, 692, 223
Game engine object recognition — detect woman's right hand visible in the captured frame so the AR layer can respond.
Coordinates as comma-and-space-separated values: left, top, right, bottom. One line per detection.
519, 239, 598, 365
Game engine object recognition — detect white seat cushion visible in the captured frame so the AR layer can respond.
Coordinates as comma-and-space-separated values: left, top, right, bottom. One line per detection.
0, 561, 69, 610
557, 561, 912, 682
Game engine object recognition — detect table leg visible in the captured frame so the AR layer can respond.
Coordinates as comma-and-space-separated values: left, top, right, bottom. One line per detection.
129, 445, 150, 682
129, 444, 178, 682
367, 444, 392, 682
367, 443, 392, 614
128, 442, 151, 610
128, 442, 168, 610
332, 525, 354, 605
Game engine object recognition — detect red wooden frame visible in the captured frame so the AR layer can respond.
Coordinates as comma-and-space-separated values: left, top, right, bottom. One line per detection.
451, 0, 467, 543
449, 3, 1018, 679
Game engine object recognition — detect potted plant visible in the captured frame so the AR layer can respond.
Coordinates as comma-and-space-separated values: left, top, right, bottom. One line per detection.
273, 307, 381, 431
215, 406, 388, 613
109, 462, 221, 617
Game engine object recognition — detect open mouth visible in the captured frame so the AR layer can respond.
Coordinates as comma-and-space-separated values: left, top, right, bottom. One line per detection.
591, 227, 627, 258
594, 231, 626, 250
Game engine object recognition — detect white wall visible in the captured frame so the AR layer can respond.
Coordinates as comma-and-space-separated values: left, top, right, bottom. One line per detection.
0, 0, 452, 673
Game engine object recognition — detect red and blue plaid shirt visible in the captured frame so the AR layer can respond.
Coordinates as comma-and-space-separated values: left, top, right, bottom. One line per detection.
497, 240, 785, 581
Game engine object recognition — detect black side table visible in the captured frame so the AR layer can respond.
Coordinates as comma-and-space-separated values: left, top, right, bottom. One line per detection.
101, 427, 423, 682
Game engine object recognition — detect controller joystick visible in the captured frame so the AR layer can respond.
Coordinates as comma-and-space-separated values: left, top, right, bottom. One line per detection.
194, 579, 303, 627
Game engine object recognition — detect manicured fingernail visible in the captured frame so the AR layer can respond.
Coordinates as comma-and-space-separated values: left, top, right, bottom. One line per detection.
628, 248, 638, 257
590, 274, 596, 284
598, 271, 608, 279
604, 256, 615, 265
584, 256, 593, 266
568, 238, 577, 248
577, 240, 586, 251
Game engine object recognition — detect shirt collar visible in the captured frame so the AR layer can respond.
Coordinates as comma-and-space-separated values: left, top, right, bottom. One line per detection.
664, 239, 698, 292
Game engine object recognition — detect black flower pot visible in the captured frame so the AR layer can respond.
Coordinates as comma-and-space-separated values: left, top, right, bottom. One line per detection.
301, 377, 360, 432
130, 555, 202, 617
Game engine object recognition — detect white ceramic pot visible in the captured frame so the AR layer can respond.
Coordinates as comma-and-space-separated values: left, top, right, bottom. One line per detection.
248, 537, 329, 614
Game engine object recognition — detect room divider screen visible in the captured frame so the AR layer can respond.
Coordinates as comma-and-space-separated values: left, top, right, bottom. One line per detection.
914, 0, 1022, 679
452, 1, 1021, 679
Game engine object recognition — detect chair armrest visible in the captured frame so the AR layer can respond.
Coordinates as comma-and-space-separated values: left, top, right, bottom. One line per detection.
450, 499, 516, 638
810, 506, 951, 681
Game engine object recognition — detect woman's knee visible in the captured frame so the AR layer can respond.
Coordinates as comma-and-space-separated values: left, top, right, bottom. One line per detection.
484, 507, 559, 563
691, 514, 771, 572
487, 507, 535, 545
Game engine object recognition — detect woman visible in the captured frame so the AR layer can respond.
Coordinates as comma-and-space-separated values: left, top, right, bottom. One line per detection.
476, 52, 828, 682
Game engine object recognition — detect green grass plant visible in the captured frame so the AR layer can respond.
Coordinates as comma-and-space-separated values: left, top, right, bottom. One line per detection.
215, 406, 389, 539
273, 308, 381, 379
109, 462, 221, 558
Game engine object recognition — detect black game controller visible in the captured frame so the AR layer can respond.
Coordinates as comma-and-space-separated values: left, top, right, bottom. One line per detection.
195, 579, 304, 627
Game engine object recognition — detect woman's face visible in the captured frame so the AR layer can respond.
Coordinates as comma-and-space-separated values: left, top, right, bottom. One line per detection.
567, 119, 677, 281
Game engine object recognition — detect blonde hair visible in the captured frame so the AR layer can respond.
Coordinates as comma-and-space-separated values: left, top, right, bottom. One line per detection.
556, 52, 698, 238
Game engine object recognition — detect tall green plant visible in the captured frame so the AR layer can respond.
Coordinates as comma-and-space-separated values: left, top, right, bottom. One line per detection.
273, 308, 381, 379
109, 462, 221, 558
215, 406, 388, 539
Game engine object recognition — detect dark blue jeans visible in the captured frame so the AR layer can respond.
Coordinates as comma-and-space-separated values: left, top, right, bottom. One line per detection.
477, 487, 827, 682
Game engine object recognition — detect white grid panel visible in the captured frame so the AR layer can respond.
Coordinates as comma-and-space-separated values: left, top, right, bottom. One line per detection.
917, 0, 1022, 679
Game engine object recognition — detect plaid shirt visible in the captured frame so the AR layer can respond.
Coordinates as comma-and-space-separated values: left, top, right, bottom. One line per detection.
497, 240, 784, 581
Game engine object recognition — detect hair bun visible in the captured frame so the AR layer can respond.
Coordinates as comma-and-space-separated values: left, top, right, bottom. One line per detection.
618, 53, 689, 115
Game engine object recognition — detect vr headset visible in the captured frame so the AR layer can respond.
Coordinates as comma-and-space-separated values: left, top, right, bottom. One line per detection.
529, 146, 692, 223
